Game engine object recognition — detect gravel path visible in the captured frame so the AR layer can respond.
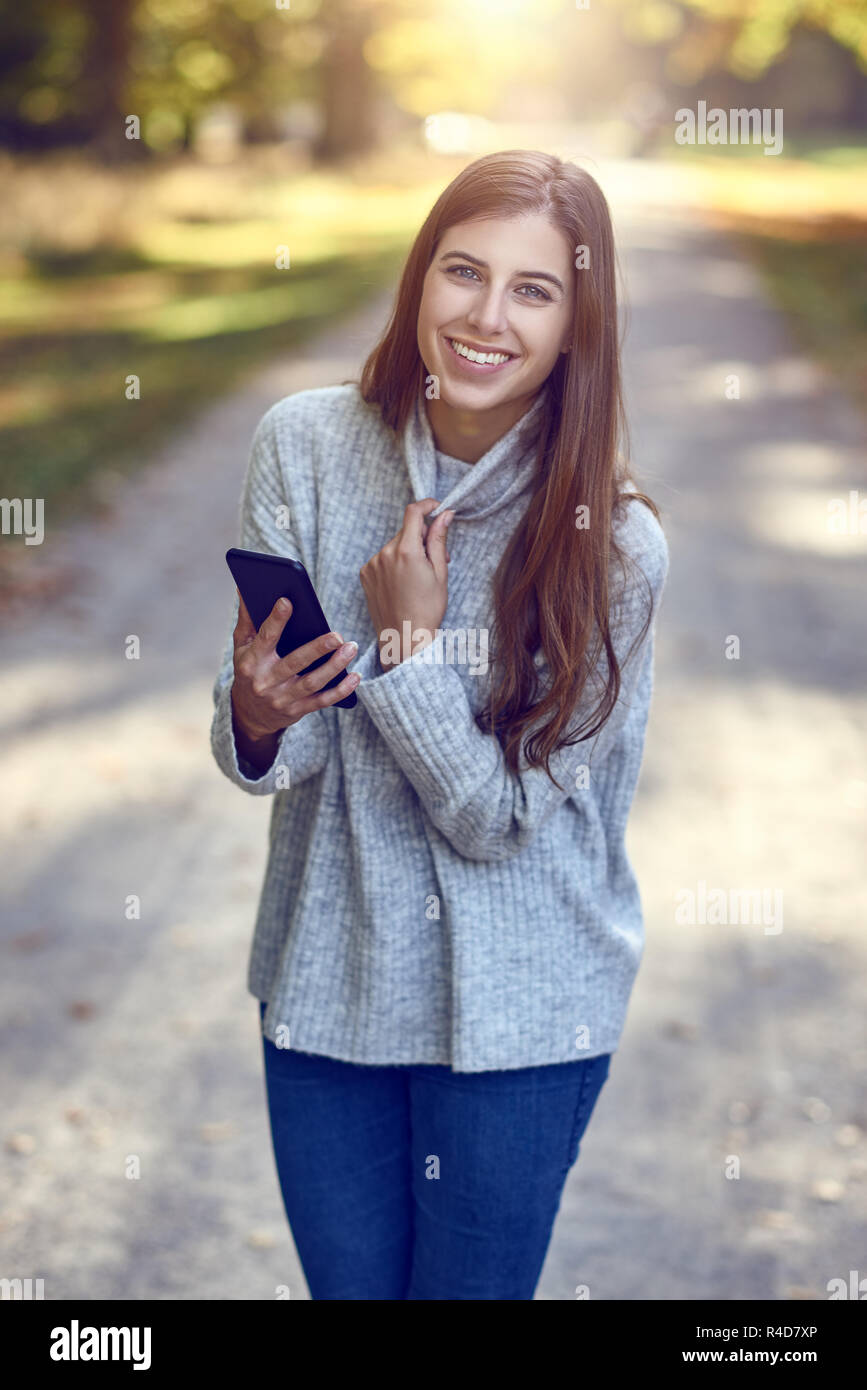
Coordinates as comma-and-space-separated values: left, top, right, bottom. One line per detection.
1, 172, 865, 1301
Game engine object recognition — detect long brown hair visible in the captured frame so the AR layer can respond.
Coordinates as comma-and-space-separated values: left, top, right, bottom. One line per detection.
356, 149, 661, 789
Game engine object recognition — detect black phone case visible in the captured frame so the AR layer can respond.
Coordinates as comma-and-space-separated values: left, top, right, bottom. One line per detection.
225, 546, 357, 709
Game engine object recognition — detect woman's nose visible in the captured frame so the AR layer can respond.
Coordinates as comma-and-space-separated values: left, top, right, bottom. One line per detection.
466, 286, 509, 336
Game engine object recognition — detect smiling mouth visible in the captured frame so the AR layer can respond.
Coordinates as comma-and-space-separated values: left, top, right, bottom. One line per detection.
443, 335, 518, 373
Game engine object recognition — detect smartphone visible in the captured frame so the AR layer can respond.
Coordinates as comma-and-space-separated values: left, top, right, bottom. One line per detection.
225, 546, 357, 709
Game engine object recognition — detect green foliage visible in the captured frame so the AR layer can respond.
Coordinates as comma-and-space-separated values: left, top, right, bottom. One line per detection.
0, 241, 406, 525
1, 0, 864, 157
739, 226, 867, 403
613, 0, 867, 78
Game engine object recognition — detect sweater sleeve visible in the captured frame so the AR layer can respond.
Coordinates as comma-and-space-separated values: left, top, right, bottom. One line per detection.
210, 405, 332, 796
352, 505, 669, 862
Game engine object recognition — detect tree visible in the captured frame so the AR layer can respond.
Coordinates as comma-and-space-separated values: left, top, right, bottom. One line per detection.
314, 0, 380, 163
78, 0, 141, 162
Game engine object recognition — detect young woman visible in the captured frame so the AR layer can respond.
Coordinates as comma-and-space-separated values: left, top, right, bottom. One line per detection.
211, 149, 669, 1300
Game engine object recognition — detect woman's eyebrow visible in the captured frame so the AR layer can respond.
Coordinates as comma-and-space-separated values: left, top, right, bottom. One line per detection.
439, 249, 565, 293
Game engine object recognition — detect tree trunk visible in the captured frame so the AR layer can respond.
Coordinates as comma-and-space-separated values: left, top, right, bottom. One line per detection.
314, 0, 378, 164
79, 0, 143, 163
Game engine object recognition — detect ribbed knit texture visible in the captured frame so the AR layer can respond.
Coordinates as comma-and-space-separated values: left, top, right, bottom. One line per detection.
210, 380, 669, 1072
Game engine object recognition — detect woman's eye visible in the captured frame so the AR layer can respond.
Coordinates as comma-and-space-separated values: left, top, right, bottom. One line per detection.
518, 284, 551, 301
445, 266, 550, 301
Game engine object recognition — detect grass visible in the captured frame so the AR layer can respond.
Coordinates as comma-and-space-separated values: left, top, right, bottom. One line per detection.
0, 245, 404, 517
733, 228, 867, 402
0, 145, 466, 531
651, 140, 867, 412
660, 128, 867, 166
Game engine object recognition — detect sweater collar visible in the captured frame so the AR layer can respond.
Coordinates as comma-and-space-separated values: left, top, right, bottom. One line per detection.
402, 381, 550, 522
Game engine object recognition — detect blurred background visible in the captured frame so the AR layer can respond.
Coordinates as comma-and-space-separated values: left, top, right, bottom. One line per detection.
1, 0, 866, 532
1, 0, 866, 1302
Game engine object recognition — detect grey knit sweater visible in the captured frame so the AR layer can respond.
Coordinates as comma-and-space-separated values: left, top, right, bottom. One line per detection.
210, 379, 669, 1072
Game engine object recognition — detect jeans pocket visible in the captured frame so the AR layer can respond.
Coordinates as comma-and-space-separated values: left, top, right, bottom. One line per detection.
565, 1053, 611, 1170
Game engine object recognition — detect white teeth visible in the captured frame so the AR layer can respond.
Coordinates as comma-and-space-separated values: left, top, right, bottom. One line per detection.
448, 338, 512, 366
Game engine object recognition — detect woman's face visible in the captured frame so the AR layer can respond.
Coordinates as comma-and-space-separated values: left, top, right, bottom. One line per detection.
417, 212, 575, 415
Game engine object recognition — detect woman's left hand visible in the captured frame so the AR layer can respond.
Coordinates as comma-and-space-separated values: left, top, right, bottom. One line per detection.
360, 498, 454, 667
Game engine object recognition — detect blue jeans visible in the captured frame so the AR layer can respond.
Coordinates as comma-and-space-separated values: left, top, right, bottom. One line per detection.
258, 1000, 611, 1299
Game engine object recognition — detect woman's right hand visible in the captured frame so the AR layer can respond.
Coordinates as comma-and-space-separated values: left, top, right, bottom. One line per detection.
230, 590, 361, 742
